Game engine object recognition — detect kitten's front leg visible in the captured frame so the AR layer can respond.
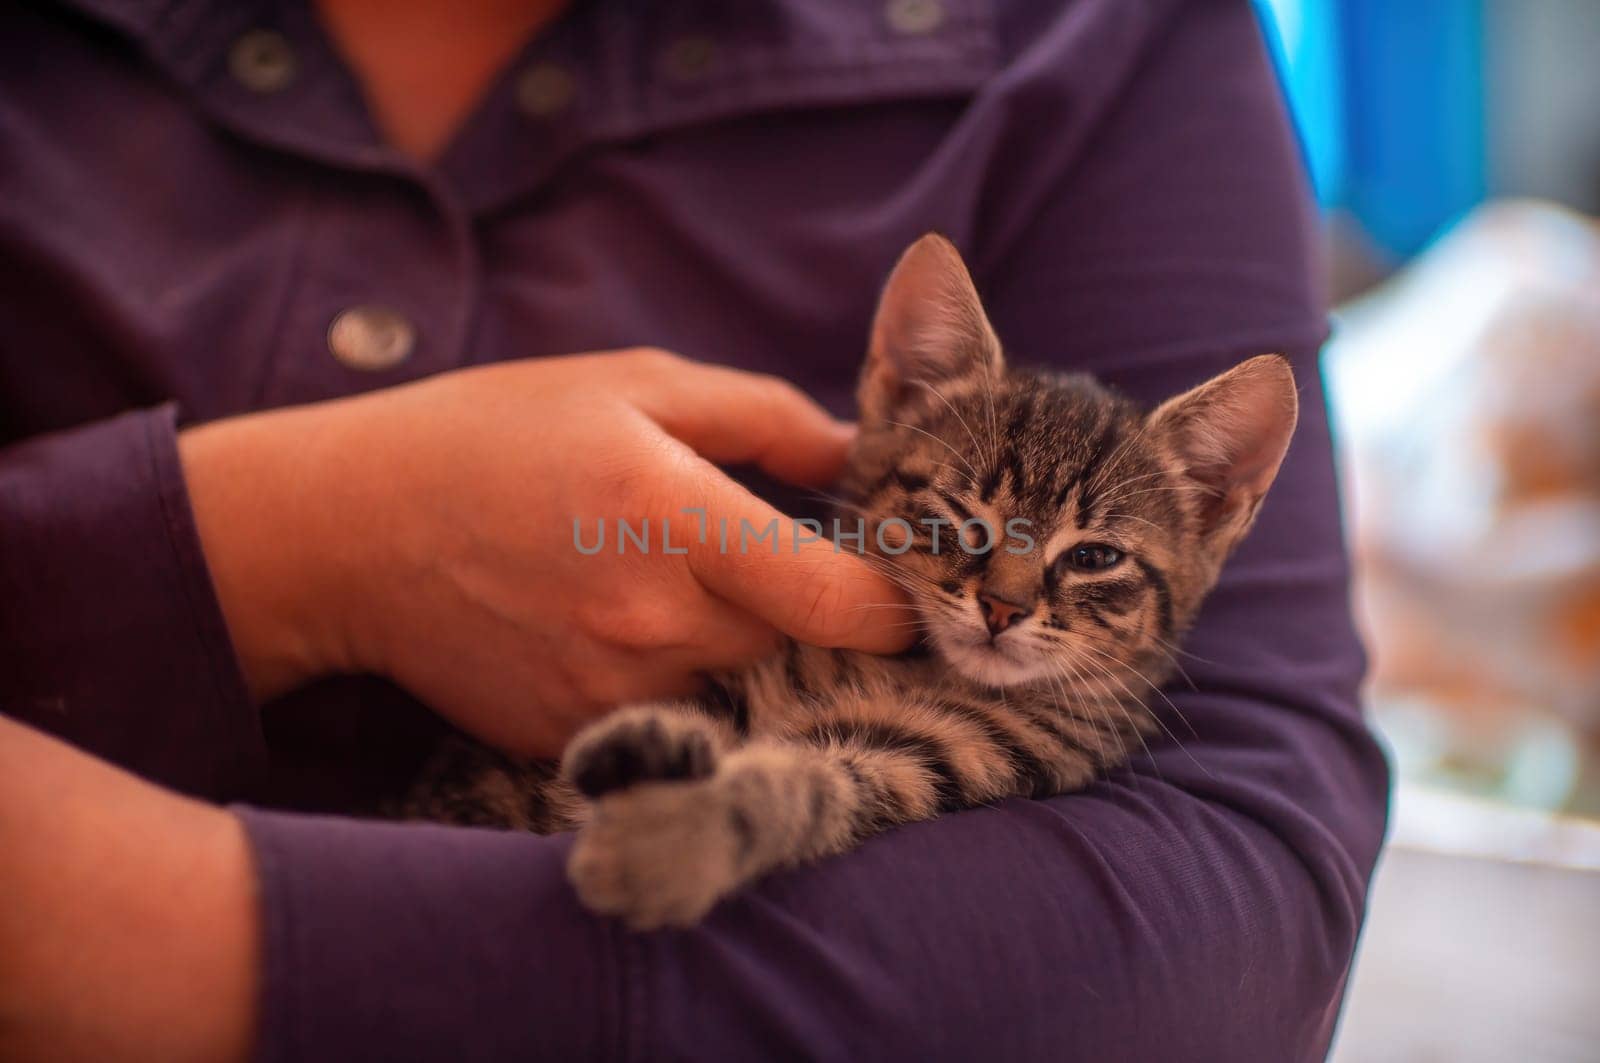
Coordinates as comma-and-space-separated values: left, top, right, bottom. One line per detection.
561, 700, 753, 927
567, 726, 957, 929
566, 686, 1112, 927
565, 740, 849, 929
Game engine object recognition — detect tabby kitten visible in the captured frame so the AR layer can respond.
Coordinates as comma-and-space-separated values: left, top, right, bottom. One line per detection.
404, 234, 1299, 929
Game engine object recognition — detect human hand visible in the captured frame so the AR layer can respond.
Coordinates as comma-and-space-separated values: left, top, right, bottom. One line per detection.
180, 350, 912, 757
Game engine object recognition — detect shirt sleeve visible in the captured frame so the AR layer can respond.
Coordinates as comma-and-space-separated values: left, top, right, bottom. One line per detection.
236, 2, 1388, 1060
0, 403, 264, 797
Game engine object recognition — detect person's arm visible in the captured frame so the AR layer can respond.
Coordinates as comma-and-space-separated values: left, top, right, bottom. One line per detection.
0, 406, 264, 797
2, 353, 911, 793
0, 713, 256, 1063
0, 350, 913, 1060
227, 4, 1381, 1061
2, 3, 1386, 1059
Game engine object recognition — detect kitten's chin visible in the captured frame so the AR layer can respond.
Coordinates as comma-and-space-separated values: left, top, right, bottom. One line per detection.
928, 627, 1047, 688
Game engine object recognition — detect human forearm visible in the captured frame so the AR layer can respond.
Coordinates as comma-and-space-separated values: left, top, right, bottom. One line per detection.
0, 407, 263, 797
0, 714, 257, 1063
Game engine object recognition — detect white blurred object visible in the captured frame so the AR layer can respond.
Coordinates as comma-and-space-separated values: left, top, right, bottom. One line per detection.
1332, 782, 1600, 1063
1324, 200, 1600, 810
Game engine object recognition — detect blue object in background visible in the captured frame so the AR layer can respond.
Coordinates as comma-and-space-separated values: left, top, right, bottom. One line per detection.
1256, 0, 1345, 207
1257, 0, 1487, 259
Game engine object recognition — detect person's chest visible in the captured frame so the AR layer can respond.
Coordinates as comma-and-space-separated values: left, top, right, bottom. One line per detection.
0, 0, 1008, 440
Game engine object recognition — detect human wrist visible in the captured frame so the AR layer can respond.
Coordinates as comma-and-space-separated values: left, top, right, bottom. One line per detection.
178, 401, 374, 702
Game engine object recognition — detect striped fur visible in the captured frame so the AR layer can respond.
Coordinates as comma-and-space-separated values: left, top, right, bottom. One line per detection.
401, 235, 1298, 928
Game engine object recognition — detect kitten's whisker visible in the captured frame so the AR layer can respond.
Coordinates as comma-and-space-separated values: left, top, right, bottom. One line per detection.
921, 459, 969, 482
1062, 646, 1190, 781
1076, 629, 1202, 738
1073, 642, 1206, 760
885, 419, 980, 484
1100, 510, 1161, 532
1071, 639, 1173, 720
1148, 632, 1218, 666
1090, 680, 1159, 780
1091, 468, 1170, 497
914, 379, 991, 476
979, 372, 1001, 472
1070, 663, 1149, 776
1030, 658, 1072, 723
1102, 482, 1226, 515
1081, 420, 1158, 502
1139, 640, 1199, 692
1036, 653, 1113, 768
1091, 477, 1193, 510
1087, 480, 1179, 518
1032, 657, 1100, 765
803, 489, 873, 520
1065, 664, 1126, 769
837, 617, 928, 633
842, 551, 945, 593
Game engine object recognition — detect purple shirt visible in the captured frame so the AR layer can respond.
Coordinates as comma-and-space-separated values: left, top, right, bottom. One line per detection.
1, 1, 1388, 1058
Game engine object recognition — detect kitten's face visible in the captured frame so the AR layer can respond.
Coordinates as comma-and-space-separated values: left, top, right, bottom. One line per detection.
843, 235, 1298, 690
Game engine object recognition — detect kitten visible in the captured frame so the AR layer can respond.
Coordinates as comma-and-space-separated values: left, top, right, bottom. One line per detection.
402, 234, 1299, 929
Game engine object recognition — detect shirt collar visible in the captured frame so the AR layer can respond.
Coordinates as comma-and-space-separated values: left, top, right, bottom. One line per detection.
40, 0, 998, 214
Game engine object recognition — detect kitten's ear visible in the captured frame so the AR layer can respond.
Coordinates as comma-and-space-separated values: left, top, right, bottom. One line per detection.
860, 234, 1003, 424
1149, 354, 1299, 549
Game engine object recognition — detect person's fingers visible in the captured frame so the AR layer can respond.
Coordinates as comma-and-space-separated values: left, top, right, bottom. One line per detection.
597, 659, 707, 707
572, 601, 774, 709
545, 650, 707, 722
661, 454, 916, 654
658, 595, 786, 674
621, 354, 856, 487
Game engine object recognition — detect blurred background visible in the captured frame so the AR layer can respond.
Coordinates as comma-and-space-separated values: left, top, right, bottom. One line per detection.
1252, 2, 1600, 1059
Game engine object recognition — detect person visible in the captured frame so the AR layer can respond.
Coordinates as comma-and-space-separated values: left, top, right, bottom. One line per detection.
0, 0, 1390, 1059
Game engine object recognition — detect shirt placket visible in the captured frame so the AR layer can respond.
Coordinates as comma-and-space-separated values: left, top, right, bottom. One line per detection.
164, 5, 524, 407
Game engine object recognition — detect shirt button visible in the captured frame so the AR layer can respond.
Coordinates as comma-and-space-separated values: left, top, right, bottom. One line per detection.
885, 0, 946, 35
662, 36, 719, 81
515, 63, 576, 117
229, 29, 298, 94
327, 306, 416, 371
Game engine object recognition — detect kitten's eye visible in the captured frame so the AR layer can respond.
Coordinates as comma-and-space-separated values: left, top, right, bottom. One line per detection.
1063, 544, 1123, 571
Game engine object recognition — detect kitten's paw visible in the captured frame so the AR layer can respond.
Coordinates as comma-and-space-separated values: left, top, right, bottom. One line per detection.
568, 781, 743, 929
562, 705, 721, 798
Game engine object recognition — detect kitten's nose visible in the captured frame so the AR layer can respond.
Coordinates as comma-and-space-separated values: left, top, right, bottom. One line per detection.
979, 592, 1031, 636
